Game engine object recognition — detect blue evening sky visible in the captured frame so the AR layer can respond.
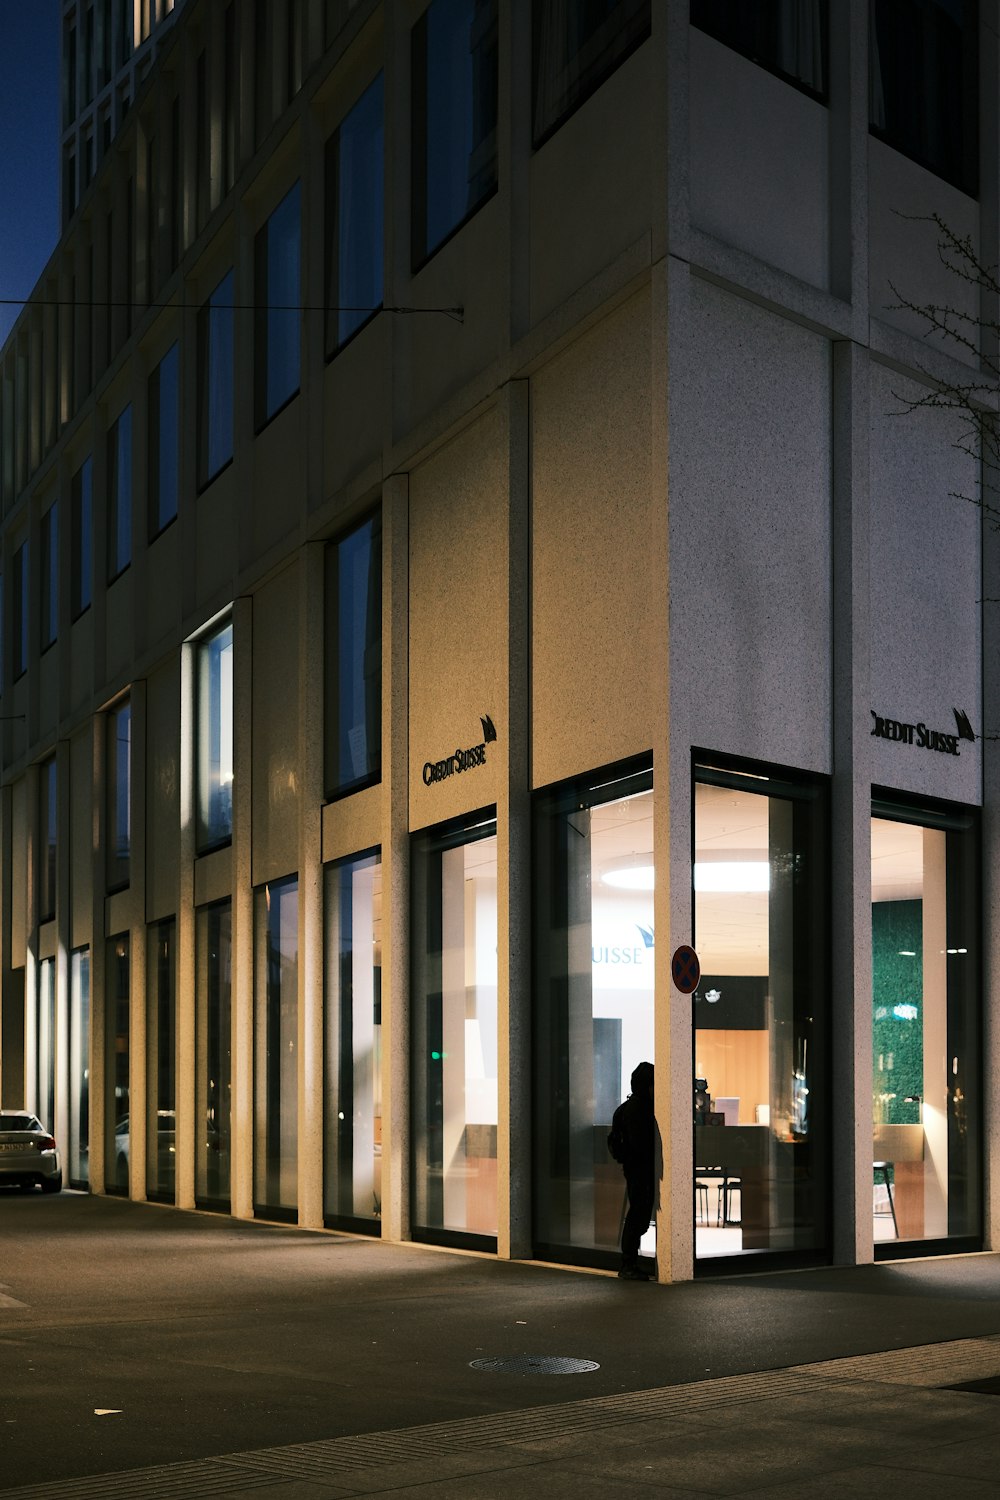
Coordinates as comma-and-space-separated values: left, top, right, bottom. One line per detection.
0, 2, 61, 347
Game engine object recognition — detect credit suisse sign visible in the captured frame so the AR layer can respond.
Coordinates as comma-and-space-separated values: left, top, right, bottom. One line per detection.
422, 715, 497, 786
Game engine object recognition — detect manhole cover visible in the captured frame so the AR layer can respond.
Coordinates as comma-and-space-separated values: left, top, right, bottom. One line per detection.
469, 1355, 600, 1374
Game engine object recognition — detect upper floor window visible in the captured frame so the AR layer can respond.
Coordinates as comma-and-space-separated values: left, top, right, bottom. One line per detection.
197, 271, 234, 488
39, 756, 57, 924
71, 457, 93, 619
869, 0, 978, 194
533, 0, 651, 146
325, 511, 381, 797
40, 504, 58, 653
107, 405, 132, 583
12, 540, 28, 681
691, 0, 829, 99
149, 343, 179, 539
196, 619, 234, 852
412, 0, 498, 268
255, 184, 301, 428
106, 697, 131, 891
325, 74, 384, 356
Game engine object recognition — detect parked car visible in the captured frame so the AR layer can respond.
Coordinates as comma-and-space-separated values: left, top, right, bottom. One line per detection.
0, 1111, 62, 1193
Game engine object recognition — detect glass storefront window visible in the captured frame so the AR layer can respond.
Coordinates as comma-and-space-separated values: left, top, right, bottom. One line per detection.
254, 876, 299, 1217
35, 957, 56, 1133
146, 918, 176, 1201
196, 901, 232, 1208
533, 761, 654, 1268
871, 798, 980, 1251
196, 620, 234, 852
68, 947, 90, 1187
323, 851, 382, 1228
693, 760, 829, 1264
324, 512, 381, 798
105, 934, 130, 1194
412, 814, 498, 1247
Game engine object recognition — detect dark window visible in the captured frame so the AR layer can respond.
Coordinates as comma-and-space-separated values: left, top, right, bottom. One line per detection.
38, 756, 57, 923
64, 22, 78, 128
64, 148, 78, 218
869, 0, 978, 195
104, 933, 130, 1193
106, 698, 131, 891
148, 342, 179, 538
254, 875, 299, 1217
254, 183, 301, 428
324, 511, 382, 797
196, 901, 232, 1209
197, 270, 234, 488
533, 0, 651, 146
691, 0, 829, 99
196, 50, 209, 232
146, 134, 158, 300
39, 504, 58, 652
107, 405, 132, 581
83, 5, 95, 106
71, 457, 92, 619
12, 540, 28, 680
169, 96, 182, 271
224, 3, 237, 192
411, 0, 498, 267
146, 917, 176, 1202
325, 74, 384, 356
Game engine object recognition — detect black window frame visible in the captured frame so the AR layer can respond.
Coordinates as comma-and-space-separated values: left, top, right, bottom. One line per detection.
690, 0, 830, 104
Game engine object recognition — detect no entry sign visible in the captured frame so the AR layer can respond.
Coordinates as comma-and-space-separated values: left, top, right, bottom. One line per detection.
671, 944, 701, 994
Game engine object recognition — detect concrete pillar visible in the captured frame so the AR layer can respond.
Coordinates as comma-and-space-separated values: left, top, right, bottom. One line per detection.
176, 641, 196, 1210
54, 740, 73, 1156
129, 679, 148, 1203
298, 543, 325, 1229
89, 712, 107, 1193
230, 594, 255, 1219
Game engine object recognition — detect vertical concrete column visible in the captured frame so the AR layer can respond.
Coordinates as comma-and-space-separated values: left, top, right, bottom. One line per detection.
129, 678, 148, 1203
380, 474, 409, 1242
231, 594, 255, 1219
89, 713, 107, 1193
496, 379, 531, 1260
54, 740, 73, 1156
176, 641, 197, 1210
298, 544, 325, 1229
831, 340, 873, 1267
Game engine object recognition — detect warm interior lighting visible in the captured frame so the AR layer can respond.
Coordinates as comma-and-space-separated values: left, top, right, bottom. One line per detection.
602, 864, 654, 891
694, 861, 770, 893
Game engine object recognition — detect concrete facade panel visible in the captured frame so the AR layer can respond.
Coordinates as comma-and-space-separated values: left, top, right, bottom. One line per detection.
251, 563, 301, 886
689, 29, 830, 290
105, 574, 133, 684
531, 288, 656, 789
671, 277, 832, 772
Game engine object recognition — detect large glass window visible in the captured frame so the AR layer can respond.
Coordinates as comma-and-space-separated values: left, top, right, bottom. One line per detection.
196, 901, 232, 1208
71, 457, 92, 618
197, 270, 234, 488
254, 876, 299, 1217
35, 957, 56, 1133
38, 756, 57, 924
411, 0, 498, 267
325, 74, 384, 355
106, 698, 131, 891
196, 619, 234, 851
533, 0, 651, 146
107, 405, 132, 582
412, 814, 498, 1247
254, 184, 301, 427
533, 760, 653, 1268
40, 504, 58, 651
12, 539, 27, 680
869, 0, 978, 195
148, 342, 179, 538
871, 798, 980, 1252
105, 933, 130, 1194
324, 852, 382, 1229
693, 758, 829, 1264
325, 513, 381, 797
68, 947, 90, 1187
691, 0, 829, 98
146, 917, 176, 1202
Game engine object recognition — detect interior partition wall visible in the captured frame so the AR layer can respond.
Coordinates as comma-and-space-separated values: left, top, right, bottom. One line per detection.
195, 900, 232, 1209
870, 793, 981, 1256
104, 933, 130, 1194
323, 850, 382, 1230
532, 758, 654, 1270
692, 756, 830, 1269
254, 876, 299, 1219
411, 812, 499, 1250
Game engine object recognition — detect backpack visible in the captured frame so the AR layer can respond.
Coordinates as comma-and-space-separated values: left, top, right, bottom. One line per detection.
607, 1102, 628, 1164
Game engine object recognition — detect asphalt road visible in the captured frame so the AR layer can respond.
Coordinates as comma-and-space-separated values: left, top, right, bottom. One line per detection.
1, 1191, 999, 1490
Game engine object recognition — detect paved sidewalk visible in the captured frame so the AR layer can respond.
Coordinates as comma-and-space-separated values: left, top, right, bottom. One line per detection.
3, 1336, 1000, 1498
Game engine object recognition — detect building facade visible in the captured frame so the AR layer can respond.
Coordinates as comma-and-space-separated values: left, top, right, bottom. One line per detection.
0, 0, 997, 1280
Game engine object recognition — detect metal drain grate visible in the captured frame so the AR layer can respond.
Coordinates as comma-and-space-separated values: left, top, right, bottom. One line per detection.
469, 1355, 600, 1374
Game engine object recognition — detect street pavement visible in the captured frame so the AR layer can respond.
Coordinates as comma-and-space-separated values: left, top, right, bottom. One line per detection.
1, 1191, 999, 1497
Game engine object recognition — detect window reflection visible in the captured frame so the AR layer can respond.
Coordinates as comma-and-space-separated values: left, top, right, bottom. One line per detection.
255, 184, 301, 425
196, 620, 234, 851
325, 74, 384, 354
254, 877, 299, 1216
196, 901, 232, 1208
325, 513, 381, 797
197, 271, 234, 487
105, 934, 130, 1194
146, 917, 176, 1201
69, 948, 90, 1187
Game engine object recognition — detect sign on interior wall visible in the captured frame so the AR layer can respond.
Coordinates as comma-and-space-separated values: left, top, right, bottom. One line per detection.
422, 714, 497, 786
869, 708, 975, 759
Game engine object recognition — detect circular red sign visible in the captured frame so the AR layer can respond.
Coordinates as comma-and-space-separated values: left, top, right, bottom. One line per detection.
671, 944, 701, 995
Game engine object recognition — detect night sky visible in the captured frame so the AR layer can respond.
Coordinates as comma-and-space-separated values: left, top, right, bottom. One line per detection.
0, 1, 61, 347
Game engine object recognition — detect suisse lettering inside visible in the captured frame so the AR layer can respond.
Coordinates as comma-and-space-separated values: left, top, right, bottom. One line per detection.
870, 712, 960, 757
422, 742, 488, 785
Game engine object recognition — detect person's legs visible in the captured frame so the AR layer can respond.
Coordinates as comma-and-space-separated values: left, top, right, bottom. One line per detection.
621, 1173, 654, 1277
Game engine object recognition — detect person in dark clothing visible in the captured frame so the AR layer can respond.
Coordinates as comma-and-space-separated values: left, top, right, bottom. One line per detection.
608, 1060, 655, 1281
